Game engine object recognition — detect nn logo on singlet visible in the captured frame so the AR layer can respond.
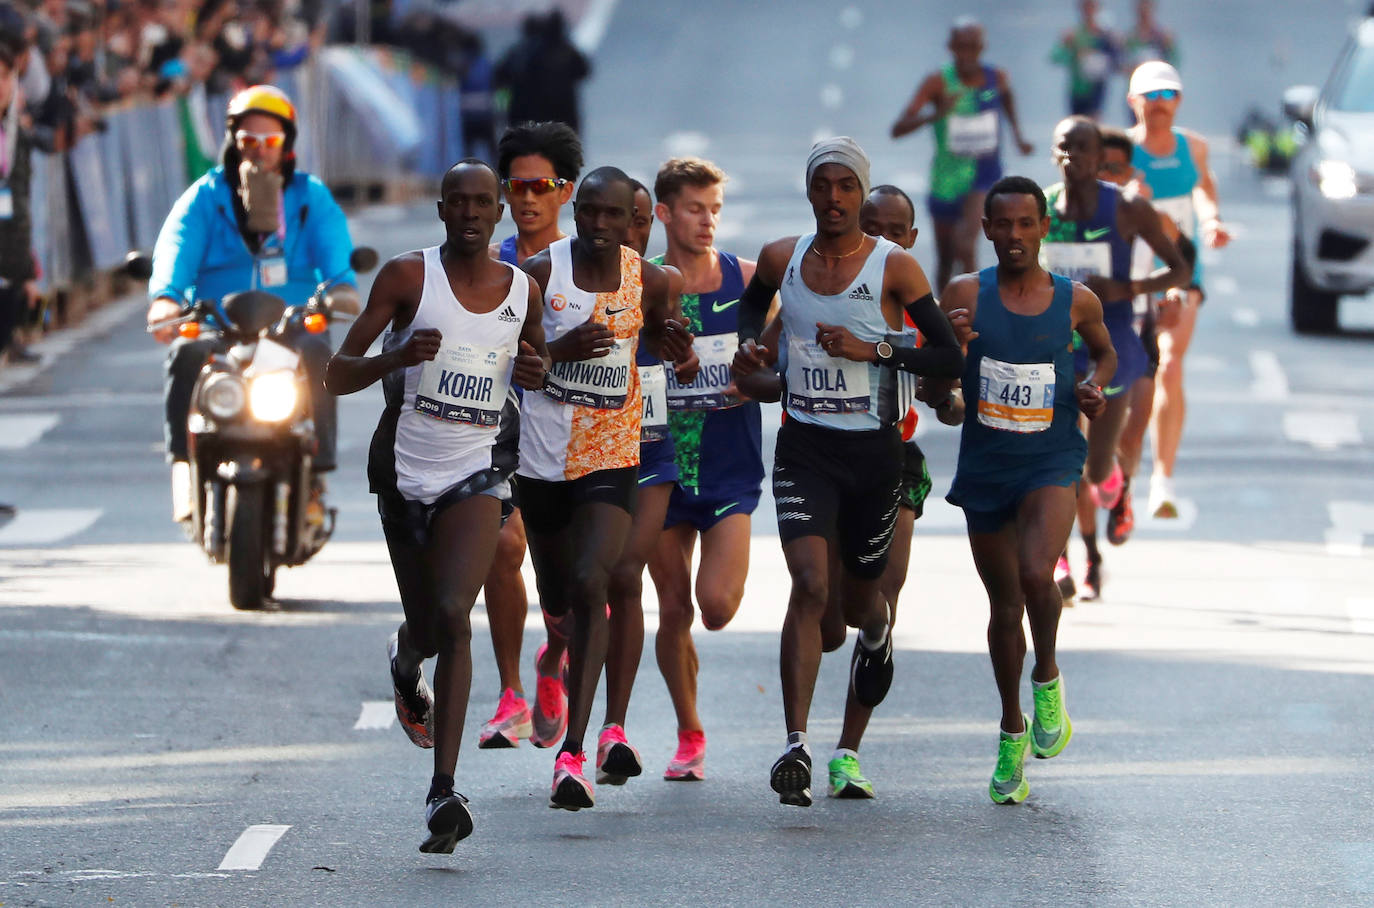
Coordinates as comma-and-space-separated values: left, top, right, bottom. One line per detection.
848, 283, 874, 301
497, 305, 521, 323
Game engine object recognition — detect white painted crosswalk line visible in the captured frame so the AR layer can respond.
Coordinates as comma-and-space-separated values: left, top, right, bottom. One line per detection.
1250, 350, 1289, 400
0, 508, 102, 546
1326, 501, 1374, 556
1284, 412, 1362, 450
1346, 599, 1374, 634
0, 414, 60, 449
354, 701, 395, 730
218, 825, 291, 871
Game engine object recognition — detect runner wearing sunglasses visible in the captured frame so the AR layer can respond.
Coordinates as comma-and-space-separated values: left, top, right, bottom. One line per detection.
1127, 61, 1229, 520
471, 120, 586, 753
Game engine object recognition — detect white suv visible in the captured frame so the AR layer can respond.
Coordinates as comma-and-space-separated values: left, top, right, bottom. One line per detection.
1286, 18, 1374, 334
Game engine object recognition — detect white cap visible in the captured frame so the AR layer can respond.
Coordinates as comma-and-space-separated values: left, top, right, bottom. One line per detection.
1129, 60, 1183, 96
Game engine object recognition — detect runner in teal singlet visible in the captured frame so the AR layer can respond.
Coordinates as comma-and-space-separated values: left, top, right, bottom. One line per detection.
933, 176, 1114, 804
643, 157, 765, 782
891, 18, 1034, 292
1127, 61, 1230, 520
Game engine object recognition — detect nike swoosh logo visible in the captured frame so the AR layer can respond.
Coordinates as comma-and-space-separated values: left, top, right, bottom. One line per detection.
639, 473, 658, 485
1082, 227, 1112, 241
1103, 385, 1124, 395
712, 298, 739, 313
714, 502, 739, 517
979, 90, 996, 101
605, 307, 631, 315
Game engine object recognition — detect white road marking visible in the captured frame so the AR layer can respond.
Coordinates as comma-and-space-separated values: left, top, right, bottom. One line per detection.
0, 628, 221, 646
1261, 176, 1289, 198
1231, 307, 1260, 327
0, 414, 60, 448
662, 130, 709, 158
1249, 350, 1289, 400
839, 5, 864, 28
1346, 599, 1374, 634
1326, 501, 1374, 556
0, 508, 102, 546
570, 0, 619, 53
829, 44, 854, 70
218, 824, 291, 871
1283, 411, 1361, 450
819, 84, 844, 109
353, 701, 395, 730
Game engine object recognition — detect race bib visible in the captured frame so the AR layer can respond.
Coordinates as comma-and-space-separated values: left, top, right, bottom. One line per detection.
1042, 242, 1111, 283
639, 364, 669, 442
667, 332, 739, 410
415, 343, 512, 427
259, 256, 287, 288
977, 357, 1055, 433
785, 336, 871, 416
543, 339, 632, 409
947, 109, 999, 157
1080, 49, 1111, 80
1154, 194, 1196, 239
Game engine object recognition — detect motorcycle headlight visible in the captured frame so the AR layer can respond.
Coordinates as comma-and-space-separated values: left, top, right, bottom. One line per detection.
201, 373, 246, 420
1312, 159, 1359, 200
248, 370, 300, 422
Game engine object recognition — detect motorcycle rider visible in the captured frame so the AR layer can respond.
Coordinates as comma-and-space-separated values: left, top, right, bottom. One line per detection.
145, 85, 360, 520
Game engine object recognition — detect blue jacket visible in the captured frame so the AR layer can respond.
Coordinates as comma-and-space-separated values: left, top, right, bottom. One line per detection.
150, 166, 356, 309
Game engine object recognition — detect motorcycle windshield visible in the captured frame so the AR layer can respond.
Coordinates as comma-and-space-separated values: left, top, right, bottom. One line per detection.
221, 291, 287, 336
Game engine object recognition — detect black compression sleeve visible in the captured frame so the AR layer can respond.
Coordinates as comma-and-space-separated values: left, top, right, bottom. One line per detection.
736, 274, 777, 343
889, 293, 964, 378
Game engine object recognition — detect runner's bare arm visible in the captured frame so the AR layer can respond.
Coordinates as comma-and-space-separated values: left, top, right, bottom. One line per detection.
661, 264, 701, 383
640, 260, 694, 363
1184, 130, 1230, 248
737, 237, 795, 343
996, 69, 1035, 155
1116, 193, 1192, 298
325, 253, 433, 395
512, 277, 551, 390
1071, 282, 1115, 420
891, 72, 947, 139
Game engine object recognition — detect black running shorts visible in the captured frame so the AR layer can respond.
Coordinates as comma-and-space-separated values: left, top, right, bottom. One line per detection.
517, 466, 639, 534
773, 419, 902, 580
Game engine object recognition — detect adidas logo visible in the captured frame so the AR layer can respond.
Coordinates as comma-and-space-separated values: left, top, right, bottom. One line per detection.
847, 282, 873, 301
497, 305, 521, 323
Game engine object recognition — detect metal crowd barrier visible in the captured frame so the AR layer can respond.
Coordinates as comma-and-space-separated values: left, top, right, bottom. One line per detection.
31, 48, 463, 296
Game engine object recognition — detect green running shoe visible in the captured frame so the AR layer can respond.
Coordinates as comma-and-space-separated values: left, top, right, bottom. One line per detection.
989, 716, 1031, 805
827, 753, 876, 799
1031, 675, 1073, 759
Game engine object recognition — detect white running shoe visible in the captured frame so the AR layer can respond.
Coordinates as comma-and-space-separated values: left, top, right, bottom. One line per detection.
1147, 473, 1178, 519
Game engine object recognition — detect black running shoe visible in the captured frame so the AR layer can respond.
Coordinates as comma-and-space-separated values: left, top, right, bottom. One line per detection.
1080, 558, 1102, 602
419, 792, 473, 854
770, 745, 813, 807
849, 631, 894, 708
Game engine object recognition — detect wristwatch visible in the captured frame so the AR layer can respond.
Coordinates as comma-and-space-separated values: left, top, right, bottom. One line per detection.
874, 340, 894, 364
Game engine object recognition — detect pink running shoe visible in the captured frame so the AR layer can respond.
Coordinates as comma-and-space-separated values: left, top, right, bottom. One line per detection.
477, 687, 533, 749
1091, 464, 1125, 510
529, 643, 569, 748
549, 750, 594, 810
1055, 555, 1076, 605
596, 724, 643, 785
663, 729, 706, 781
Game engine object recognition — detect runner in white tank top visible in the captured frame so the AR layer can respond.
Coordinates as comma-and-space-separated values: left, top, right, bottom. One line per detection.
325, 160, 551, 855
516, 166, 694, 811
731, 138, 962, 807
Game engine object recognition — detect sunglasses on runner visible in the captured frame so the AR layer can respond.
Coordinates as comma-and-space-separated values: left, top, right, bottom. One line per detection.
1142, 89, 1179, 101
501, 177, 569, 195
235, 130, 286, 151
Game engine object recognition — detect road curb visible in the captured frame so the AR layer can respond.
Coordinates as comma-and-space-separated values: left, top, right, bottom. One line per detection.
0, 291, 147, 396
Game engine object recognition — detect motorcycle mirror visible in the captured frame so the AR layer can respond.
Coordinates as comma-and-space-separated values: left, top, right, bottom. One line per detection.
123, 251, 154, 281
349, 247, 379, 274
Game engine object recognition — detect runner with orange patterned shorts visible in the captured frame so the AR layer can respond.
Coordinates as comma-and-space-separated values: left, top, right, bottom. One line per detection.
517, 167, 693, 809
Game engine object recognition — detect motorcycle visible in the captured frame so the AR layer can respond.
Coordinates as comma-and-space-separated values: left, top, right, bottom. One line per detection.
130, 248, 377, 610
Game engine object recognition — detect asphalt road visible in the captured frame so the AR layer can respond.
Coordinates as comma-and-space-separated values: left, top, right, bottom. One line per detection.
3, 1, 1374, 905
